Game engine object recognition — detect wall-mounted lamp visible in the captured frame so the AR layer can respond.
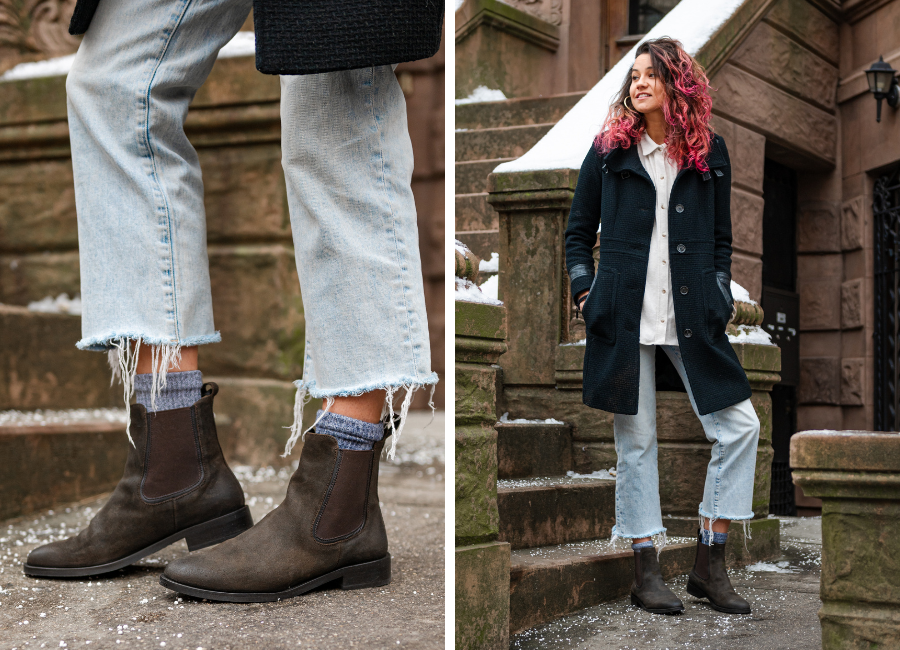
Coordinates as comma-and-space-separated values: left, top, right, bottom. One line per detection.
865, 56, 899, 123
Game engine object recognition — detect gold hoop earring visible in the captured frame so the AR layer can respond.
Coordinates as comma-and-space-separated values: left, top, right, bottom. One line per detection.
624, 96, 634, 111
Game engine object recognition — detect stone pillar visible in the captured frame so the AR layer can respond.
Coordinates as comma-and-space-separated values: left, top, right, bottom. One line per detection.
455, 248, 510, 650
487, 169, 578, 386
792, 431, 900, 649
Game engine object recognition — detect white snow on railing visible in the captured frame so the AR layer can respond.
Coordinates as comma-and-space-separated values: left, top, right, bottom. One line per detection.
493, 0, 746, 174
1, 31, 255, 82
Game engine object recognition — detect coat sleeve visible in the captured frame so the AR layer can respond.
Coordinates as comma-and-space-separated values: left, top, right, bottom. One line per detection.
565, 146, 604, 303
712, 135, 734, 279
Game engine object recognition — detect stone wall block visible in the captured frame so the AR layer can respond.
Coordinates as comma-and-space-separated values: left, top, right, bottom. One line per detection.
841, 278, 864, 329
203, 245, 305, 381
798, 277, 841, 330
0, 251, 81, 307
730, 188, 764, 256
797, 201, 841, 253
456, 541, 511, 650
0, 158, 77, 252
456, 423, 501, 545
840, 358, 865, 406
456, 363, 502, 425
841, 197, 865, 251
730, 252, 763, 303
799, 357, 841, 405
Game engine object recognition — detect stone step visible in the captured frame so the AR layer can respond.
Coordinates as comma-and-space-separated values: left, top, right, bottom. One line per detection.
497, 422, 573, 478
0, 305, 118, 410
498, 475, 614, 549
455, 123, 554, 163
456, 230, 499, 265
0, 411, 128, 521
455, 193, 496, 233
509, 539, 696, 634
456, 158, 512, 196
455, 92, 587, 130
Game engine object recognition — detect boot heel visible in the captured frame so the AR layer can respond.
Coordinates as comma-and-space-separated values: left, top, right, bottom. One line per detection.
340, 555, 391, 590
185, 506, 254, 552
630, 594, 640, 607
685, 581, 706, 600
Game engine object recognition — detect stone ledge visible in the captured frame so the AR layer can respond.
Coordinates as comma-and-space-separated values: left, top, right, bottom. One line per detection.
0, 421, 127, 521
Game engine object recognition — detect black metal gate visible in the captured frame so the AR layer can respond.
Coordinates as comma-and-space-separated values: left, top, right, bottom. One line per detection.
874, 164, 900, 432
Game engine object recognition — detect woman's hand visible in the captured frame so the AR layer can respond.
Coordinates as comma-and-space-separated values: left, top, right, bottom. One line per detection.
576, 290, 589, 312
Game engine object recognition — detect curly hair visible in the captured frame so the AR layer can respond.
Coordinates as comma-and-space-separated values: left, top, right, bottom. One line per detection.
594, 37, 714, 172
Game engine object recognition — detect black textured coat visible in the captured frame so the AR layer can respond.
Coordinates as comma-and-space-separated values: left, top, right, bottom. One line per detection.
68, 0, 444, 76
565, 133, 752, 416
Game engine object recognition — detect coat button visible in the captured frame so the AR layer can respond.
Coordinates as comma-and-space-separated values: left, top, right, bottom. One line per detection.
676, 204, 684, 213
677, 244, 686, 253
680, 286, 688, 295
683, 328, 693, 338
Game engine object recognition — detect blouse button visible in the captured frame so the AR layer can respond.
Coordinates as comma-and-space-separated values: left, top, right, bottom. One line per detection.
676, 204, 684, 213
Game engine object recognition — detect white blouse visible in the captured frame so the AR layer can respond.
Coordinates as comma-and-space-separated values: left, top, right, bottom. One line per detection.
637, 131, 679, 346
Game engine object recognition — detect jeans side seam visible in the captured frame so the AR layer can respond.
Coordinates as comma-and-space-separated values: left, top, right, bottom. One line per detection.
138, 0, 195, 342
372, 66, 422, 383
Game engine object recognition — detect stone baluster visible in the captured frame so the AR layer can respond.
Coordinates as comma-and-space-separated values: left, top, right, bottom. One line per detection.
791, 431, 900, 648
455, 244, 511, 650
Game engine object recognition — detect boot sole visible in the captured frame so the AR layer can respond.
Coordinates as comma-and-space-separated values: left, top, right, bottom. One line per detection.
630, 593, 684, 615
686, 581, 752, 614
158, 553, 392, 603
22, 506, 254, 578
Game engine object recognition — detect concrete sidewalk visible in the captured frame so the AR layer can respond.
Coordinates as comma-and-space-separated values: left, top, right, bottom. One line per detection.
511, 517, 823, 650
0, 413, 445, 650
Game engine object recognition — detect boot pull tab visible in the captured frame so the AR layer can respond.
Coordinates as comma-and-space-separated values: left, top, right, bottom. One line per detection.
202, 382, 219, 398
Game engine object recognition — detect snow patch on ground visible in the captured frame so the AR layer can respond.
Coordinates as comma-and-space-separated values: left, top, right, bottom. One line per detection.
455, 0, 466, 10
494, 0, 745, 173
27, 293, 82, 315
567, 468, 617, 479
499, 413, 564, 424
0, 408, 126, 427
746, 560, 795, 573
456, 85, 507, 105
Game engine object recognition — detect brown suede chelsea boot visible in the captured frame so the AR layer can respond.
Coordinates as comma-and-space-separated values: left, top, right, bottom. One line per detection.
686, 530, 752, 614
630, 546, 685, 614
24, 383, 252, 578
158, 427, 392, 602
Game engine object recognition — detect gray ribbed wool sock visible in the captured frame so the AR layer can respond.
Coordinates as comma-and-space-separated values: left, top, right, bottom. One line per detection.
314, 410, 384, 451
632, 540, 654, 551
701, 529, 729, 546
134, 370, 203, 413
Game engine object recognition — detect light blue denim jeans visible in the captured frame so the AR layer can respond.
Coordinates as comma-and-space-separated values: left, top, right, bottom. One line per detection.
65, 0, 437, 456
612, 344, 760, 542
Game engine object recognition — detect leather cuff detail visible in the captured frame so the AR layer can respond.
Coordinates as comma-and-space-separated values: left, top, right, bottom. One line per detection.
314, 449, 373, 543
141, 407, 204, 502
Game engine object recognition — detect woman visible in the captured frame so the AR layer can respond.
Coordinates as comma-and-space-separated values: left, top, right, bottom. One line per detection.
564, 37, 760, 615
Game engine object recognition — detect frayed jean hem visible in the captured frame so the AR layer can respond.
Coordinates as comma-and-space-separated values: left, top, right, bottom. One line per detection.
283, 373, 439, 460
698, 507, 755, 522
611, 525, 667, 540
76, 331, 222, 352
